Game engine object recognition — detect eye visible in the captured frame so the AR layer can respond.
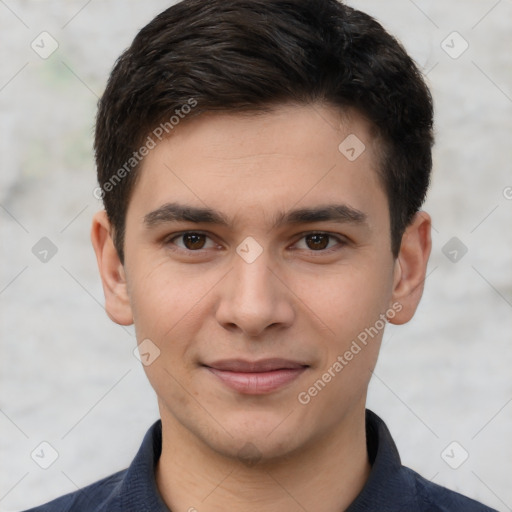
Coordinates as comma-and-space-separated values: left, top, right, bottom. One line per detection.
167, 232, 217, 251
293, 232, 345, 252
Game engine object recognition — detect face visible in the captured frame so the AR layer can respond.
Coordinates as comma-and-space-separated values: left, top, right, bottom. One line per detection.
92, 103, 431, 463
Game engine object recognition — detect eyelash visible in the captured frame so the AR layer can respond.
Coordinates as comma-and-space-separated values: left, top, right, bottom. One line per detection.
163, 231, 347, 255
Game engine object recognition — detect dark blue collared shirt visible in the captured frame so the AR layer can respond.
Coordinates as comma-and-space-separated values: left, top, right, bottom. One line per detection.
24, 410, 496, 511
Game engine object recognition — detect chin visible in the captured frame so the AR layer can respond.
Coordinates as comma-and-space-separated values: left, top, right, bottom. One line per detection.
212, 419, 305, 463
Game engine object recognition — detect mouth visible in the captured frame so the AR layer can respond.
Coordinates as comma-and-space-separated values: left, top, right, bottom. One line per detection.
202, 358, 309, 394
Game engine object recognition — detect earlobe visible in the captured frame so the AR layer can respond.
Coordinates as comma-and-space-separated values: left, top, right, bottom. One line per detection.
90, 210, 134, 326
389, 211, 432, 325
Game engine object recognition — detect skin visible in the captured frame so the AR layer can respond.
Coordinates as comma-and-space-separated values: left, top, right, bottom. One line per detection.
91, 103, 431, 512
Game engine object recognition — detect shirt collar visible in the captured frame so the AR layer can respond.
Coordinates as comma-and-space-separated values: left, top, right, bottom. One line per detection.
346, 409, 419, 511
117, 409, 417, 511
117, 420, 170, 511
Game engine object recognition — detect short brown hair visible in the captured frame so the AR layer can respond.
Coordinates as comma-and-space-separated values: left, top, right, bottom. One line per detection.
95, 0, 434, 262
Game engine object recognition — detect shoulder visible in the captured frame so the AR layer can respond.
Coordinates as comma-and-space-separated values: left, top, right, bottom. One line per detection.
359, 410, 497, 512
22, 419, 166, 512
22, 469, 127, 512
404, 466, 497, 512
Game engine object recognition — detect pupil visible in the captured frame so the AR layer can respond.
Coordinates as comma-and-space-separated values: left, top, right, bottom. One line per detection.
307, 234, 329, 250
184, 233, 205, 250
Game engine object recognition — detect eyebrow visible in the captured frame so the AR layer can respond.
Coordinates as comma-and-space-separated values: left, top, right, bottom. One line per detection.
275, 204, 367, 226
144, 202, 229, 227
143, 202, 367, 229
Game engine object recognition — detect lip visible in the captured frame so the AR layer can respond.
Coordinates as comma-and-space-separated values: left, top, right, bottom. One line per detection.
203, 358, 309, 394
204, 358, 308, 372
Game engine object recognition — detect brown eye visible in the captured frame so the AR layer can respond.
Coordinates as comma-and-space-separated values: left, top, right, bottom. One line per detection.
305, 233, 330, 250
182, 233, 207, 250
165, 231, 219, 254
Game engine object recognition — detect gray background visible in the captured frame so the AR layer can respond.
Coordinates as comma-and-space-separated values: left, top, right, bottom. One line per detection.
1, 1, 511, 511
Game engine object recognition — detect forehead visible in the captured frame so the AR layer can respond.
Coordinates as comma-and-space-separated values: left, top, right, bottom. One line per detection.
126, 103, 387, 229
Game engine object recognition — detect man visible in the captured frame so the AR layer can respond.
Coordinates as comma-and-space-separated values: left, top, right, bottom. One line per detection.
25, 0, 496, 510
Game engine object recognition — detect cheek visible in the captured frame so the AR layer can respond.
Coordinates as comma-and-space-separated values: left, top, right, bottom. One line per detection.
292, 265, 392, 420
128, 256, 212, 339
128, 260, 210, 398
289, 258, 394, 342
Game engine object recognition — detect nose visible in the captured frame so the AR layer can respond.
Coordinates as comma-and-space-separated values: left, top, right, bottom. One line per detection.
215, 247, 295, 337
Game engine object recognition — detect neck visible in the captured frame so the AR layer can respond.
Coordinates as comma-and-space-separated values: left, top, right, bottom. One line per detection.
155, 404, 371, 512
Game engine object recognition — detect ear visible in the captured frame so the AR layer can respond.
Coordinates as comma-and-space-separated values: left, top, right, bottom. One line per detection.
90, 210, 134, 326
388, 211, 432, 325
